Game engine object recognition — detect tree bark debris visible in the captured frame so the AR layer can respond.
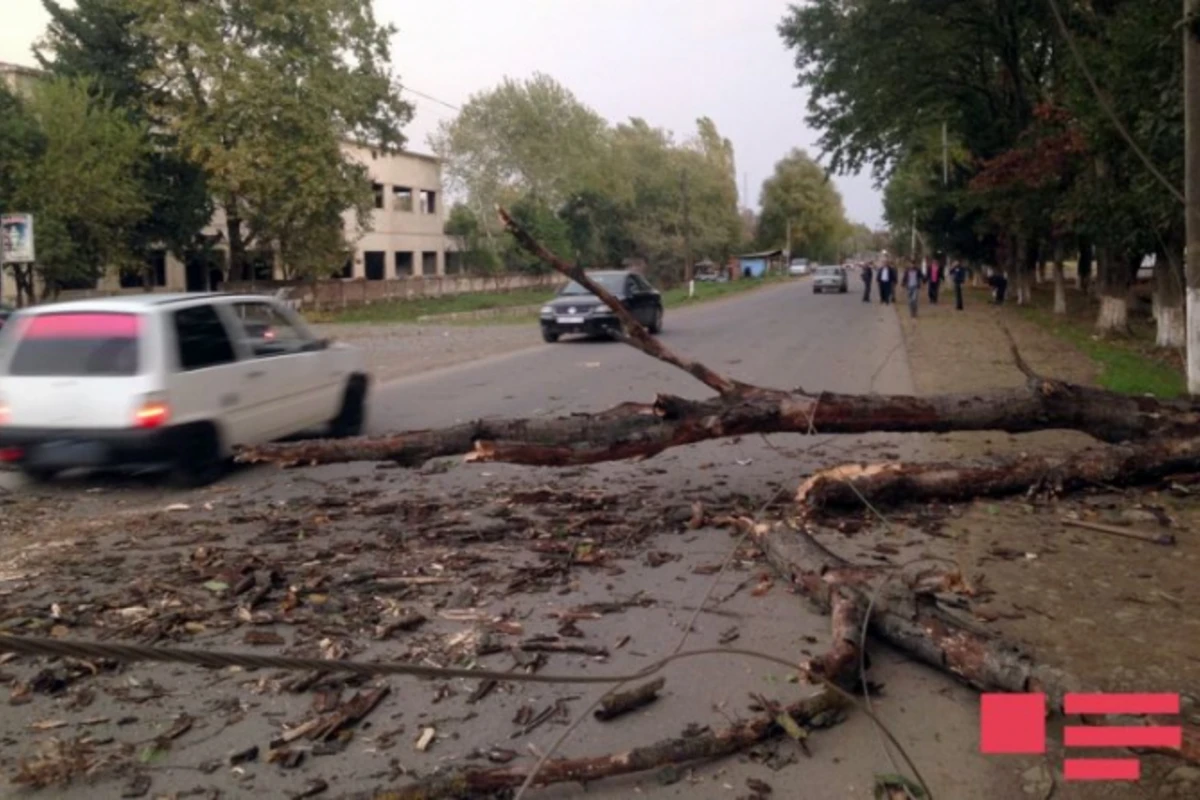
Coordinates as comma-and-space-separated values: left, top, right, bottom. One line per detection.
796, 437, 1200, 513
593, 677, 666, 721
374, 687, 845, 800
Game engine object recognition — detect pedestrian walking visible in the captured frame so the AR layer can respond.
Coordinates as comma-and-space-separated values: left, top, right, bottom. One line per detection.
987, 269, 1009, 305
877, 261, 894, 304
927, 258, 943, 304
860, 262, 874, 302
902, 262, 922, 317
950, 260, 967, 310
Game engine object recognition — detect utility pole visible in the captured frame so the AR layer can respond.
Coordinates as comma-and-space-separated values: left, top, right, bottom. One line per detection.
942, 121, 949, 186
910, 208, 918, 259
1186, 0, 1200, 393
681, 169, 693, 285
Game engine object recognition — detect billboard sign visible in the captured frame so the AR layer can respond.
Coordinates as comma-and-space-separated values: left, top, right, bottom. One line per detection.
1, 214, 35, 264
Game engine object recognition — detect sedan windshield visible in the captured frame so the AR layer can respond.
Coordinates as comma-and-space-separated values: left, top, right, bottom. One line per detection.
559, 274, 626, 296
817, 267, 841, 276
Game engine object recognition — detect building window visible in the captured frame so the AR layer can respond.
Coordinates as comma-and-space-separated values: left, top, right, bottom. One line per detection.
340, 258, 353, 279
422, 252, 438, 276
393, 186, 413, 212
372, 183, 385, 210
395, 251, 413, 277
121, 250, 168, 288
446, 251, 464, 274
419, 189, 437, 215
364, 251, 386, 280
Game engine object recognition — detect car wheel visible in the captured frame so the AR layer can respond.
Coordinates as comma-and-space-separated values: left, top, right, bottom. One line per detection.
648, 307, 663, 334
840, 285, 848, 294
20, 465, 58, 485
166, 423, 225, 489
541, 328, 560, 343
330, 374, 369, 438
813, 287, 820, 294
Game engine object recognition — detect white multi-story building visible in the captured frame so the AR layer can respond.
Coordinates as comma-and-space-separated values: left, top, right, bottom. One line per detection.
0, 61, 452, 301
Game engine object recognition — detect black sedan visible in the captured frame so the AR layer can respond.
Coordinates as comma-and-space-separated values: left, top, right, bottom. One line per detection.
539, 270, 663, 342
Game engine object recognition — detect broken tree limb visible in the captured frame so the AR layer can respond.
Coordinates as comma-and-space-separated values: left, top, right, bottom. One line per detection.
751, 523, 1200, 765
796, 436, 1200, 512
593, 677, 666, 721
1061, 518, 1176, 546
806, 592, 865, 691
374, 686, 845, 799
497, 206, 742, 397
238, 383, 1200, 469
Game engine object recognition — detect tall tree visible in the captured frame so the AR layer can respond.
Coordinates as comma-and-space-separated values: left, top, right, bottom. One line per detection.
128, 0, 413, 281
430, 74, 611, 234
7, 78, 147, 303
757, 149, 849, 264
37, 0, 212, 282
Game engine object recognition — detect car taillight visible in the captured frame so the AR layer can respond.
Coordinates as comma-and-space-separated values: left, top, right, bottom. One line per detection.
134, 394, 170, 429
0, 398, 9, 425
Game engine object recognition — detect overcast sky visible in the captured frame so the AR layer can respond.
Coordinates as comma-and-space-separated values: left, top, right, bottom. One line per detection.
1, 0, 883, 226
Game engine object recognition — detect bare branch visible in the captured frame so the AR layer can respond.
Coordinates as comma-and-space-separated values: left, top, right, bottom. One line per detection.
497, 205, 742, 397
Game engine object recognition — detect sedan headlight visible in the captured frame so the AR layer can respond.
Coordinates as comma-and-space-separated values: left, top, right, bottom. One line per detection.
590, 306, 613, 315
540, 306, 554, 316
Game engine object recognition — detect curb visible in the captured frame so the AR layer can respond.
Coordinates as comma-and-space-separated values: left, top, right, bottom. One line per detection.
415, 304, 543, 323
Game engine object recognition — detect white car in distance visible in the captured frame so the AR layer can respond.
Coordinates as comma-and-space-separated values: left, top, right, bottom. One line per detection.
0, 293, 368, 486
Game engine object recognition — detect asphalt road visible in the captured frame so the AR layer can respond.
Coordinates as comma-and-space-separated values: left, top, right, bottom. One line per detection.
0, 280, 1062, 799
367, 277, 912, 432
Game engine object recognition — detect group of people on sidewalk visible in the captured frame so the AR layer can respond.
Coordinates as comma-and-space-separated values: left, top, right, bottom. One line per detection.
859, 257, 972, 318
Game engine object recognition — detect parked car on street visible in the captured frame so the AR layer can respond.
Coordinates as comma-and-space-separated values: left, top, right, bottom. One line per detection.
812, 265, 849, 294
539, 270, 663, 342
0, 293, 368, 486
788, 258, 810, 276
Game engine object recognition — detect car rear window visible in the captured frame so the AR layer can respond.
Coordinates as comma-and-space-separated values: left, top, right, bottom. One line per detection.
7, 312, 142, 376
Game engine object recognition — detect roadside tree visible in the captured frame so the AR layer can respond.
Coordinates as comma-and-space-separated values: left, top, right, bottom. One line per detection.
129, 0, 412, 282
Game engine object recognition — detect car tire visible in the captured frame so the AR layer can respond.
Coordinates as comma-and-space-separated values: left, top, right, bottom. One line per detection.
648, 307, 663, 334
541, 329, 560, 343
330, 374, 369, 438
166, 423, 225, 489
813, 287, 820, 294
840, 285, 848, 294
20, 465, 58, 485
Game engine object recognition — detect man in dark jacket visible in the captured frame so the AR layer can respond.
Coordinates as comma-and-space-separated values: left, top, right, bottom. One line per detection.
950, 260, 967, 310
877, 261, 895, 304
860, 263, 874, 302
987, 269, 1009, 305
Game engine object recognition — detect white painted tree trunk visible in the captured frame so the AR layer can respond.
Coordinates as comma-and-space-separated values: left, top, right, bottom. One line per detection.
1095, 295, 1129, 333
1158, 304, 1186, 348
1189, 288, 1200, 394
1053, 262, 1066, 314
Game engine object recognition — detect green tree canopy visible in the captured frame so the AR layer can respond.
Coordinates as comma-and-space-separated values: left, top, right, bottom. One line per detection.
757, 149, 849, 264
128, 0, 413, 280
37, 0, 212, 276
6, 78, 148, 302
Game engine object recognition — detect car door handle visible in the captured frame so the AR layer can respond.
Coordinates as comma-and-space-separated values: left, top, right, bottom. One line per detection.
247, 370, 266, 379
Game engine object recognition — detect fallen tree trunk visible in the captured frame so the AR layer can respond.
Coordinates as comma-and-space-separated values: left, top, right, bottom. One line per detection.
376, 687, 845, 799
754, 523, 1200, 764
796, 436, 1200, 512
240, 382, 1200, 469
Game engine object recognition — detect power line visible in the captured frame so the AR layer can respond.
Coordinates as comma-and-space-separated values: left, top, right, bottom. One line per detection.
1044, 0, 1185, 204
397, 83, 461, 112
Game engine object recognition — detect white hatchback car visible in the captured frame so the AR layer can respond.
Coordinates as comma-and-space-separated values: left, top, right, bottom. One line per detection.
0, 293, 368, 486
